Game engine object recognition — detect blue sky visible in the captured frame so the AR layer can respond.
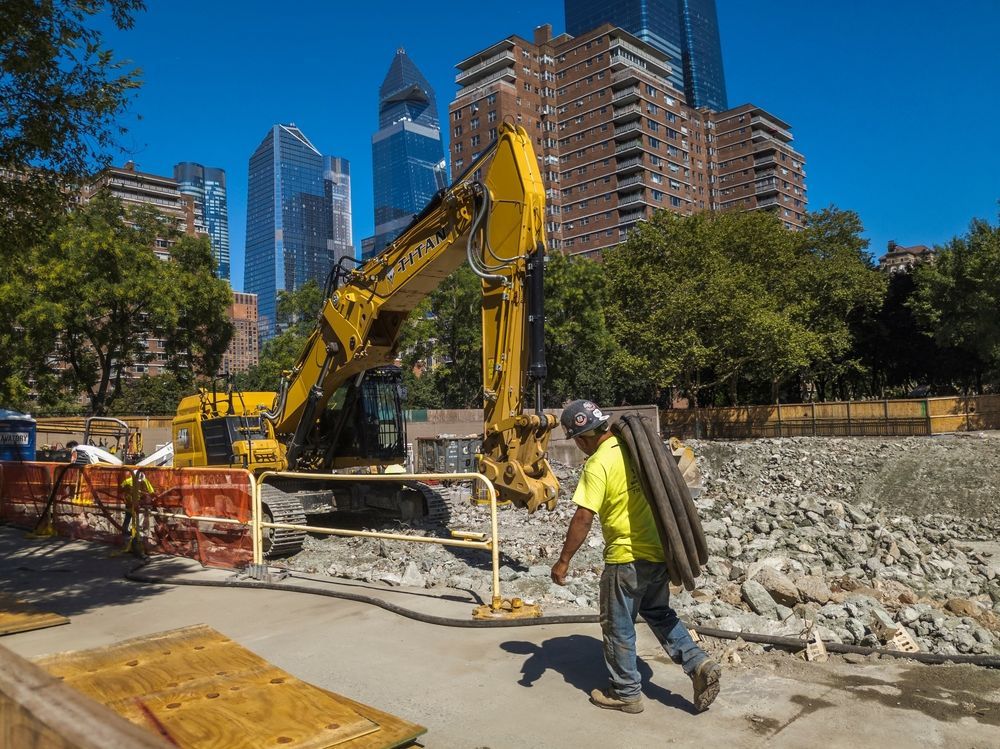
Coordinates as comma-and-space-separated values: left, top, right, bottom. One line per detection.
95, 1, 1000, 292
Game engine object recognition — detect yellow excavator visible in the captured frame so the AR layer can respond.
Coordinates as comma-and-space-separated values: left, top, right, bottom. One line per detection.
173, 123, 560, 556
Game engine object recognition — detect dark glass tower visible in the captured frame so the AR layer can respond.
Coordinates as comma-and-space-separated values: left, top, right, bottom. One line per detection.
679, 0, 727, 111
367, 49, 447, 260
244, 124, 354, 339
173, 162, 231, 280
565, 0, 728, 110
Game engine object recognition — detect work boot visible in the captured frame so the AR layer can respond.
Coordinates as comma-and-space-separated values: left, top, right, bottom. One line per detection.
589, 688, 644, 714
691, 659, 722, 712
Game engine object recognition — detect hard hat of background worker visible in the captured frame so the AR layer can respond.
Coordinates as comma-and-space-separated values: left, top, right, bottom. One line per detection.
561, 399, 610, 439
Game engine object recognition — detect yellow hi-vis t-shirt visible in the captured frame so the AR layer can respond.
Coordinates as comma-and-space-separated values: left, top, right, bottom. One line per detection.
571, 435, 665, 564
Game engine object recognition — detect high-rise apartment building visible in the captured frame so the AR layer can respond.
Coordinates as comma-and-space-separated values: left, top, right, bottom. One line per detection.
710, 105, 807, 229
84, 162, 207, 260
220, 292, 260, 374
173, 162, 231, 280
366, 49, 447, 260
565, 0, 728, 111
244, 124, 354, 339
449, 24, 805, 257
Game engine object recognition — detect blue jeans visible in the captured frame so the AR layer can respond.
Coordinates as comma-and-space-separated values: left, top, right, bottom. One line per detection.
599, 559, 707, 700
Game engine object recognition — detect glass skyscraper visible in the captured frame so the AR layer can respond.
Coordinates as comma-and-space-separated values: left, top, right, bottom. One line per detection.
244, 124, 354, 339
173, 162, 230, 280
565, 0, 728, 110
366, 49, 447, 260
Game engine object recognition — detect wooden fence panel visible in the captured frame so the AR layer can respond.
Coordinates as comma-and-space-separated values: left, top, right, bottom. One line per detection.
661, 395, 1000, 440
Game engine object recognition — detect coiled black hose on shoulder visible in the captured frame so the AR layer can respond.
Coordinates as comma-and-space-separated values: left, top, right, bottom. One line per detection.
612, 414, 708, 591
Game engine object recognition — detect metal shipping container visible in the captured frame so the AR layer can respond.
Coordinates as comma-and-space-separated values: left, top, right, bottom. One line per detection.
415, 435, 482, 475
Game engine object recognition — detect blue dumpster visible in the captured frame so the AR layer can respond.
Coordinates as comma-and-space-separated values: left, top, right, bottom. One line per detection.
0, 408, 36, 461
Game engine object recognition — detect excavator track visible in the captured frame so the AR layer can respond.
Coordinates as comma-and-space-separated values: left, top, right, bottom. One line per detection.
404, 481, 451, 525
260, 485, 308, 558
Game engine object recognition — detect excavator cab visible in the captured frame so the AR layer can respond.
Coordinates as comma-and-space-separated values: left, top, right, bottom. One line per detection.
315, 366, 407, 467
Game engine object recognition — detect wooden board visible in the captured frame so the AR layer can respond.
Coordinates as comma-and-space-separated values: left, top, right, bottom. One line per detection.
34, 625, 392, 749
0, 643, 171, 749
321, 692, 425, 749
0, 593, 69, 637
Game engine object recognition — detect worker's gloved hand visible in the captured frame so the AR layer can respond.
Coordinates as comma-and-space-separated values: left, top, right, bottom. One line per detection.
550, 559, 569, 586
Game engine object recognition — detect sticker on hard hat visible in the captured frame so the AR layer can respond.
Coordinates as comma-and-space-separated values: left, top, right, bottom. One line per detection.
593, 408, 605, 419
583, 401, 595, 410
574, 413, 588, 426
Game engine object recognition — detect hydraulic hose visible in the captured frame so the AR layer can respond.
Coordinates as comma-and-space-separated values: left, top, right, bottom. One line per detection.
123, 560, 1000, 667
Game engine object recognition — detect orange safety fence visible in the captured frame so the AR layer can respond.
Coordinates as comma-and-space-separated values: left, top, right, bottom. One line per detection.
0, 462, 253, 569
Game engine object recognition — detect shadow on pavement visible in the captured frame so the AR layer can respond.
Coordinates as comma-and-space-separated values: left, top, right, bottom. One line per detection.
0, 527, 193, 619
501, 634, 697, 714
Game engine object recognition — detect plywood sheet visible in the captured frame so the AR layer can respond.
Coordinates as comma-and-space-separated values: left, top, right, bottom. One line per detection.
0, 593, 69, 636
322, 692, 426, 749
35, 625, 387, 749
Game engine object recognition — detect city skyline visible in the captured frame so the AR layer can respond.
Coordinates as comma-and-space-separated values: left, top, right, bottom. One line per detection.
92, 1, 1000, 292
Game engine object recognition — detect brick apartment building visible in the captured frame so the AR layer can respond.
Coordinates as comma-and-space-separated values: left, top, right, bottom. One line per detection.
220, 292, 260, 374
449, 24, 806, 257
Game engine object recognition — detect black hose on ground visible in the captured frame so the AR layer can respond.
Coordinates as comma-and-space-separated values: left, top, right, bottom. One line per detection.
123, 560, 1000, 667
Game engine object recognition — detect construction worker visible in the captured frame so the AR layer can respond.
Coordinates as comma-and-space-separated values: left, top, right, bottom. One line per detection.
551, 399, 721, 714
119, 469, 154, 555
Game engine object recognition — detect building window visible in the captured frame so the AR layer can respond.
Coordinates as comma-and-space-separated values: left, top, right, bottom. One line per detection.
488, 110, 497, 123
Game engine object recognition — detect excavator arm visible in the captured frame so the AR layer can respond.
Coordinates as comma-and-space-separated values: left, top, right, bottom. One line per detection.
262, 123, 559, 512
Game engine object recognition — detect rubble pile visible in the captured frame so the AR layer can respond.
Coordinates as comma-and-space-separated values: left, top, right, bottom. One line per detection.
283, 433, 1000, 657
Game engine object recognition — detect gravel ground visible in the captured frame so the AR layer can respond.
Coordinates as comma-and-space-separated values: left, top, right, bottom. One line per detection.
278, 432, 1000, 658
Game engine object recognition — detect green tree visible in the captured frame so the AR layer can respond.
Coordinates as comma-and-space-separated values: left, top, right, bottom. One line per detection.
910, 216, 1000, 391
605, 210, 814, 405
791, 207, 885, 400
0, 0, 144, 404
22, 193, 231, 414
423, 266, 482, 408
159, 233, 234, 385
109, 372, 192, 416
542, 250, 617, 406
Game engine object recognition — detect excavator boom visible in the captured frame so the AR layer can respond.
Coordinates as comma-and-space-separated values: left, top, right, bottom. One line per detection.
262, 123, 559, 511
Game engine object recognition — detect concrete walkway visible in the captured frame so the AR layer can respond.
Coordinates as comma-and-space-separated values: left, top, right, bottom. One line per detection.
1, 528, 997, 748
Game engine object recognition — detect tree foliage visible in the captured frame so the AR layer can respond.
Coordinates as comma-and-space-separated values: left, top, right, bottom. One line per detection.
603, 208, 882, 406
0, 0, 144, 258
396, 266, 483, 409
542, 250, 617, 406
909, 216, 1000, 391
109, 372, 192, 416
18, 192, 232, 414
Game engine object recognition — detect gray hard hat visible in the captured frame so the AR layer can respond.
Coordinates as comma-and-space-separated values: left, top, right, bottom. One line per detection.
561, 399, 610, 439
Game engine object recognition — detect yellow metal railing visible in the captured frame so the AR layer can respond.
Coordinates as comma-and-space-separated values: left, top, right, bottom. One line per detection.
254, 471, 532, 618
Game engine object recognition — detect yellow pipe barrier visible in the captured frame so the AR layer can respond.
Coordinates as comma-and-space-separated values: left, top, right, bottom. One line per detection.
255, 471, 513, 615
